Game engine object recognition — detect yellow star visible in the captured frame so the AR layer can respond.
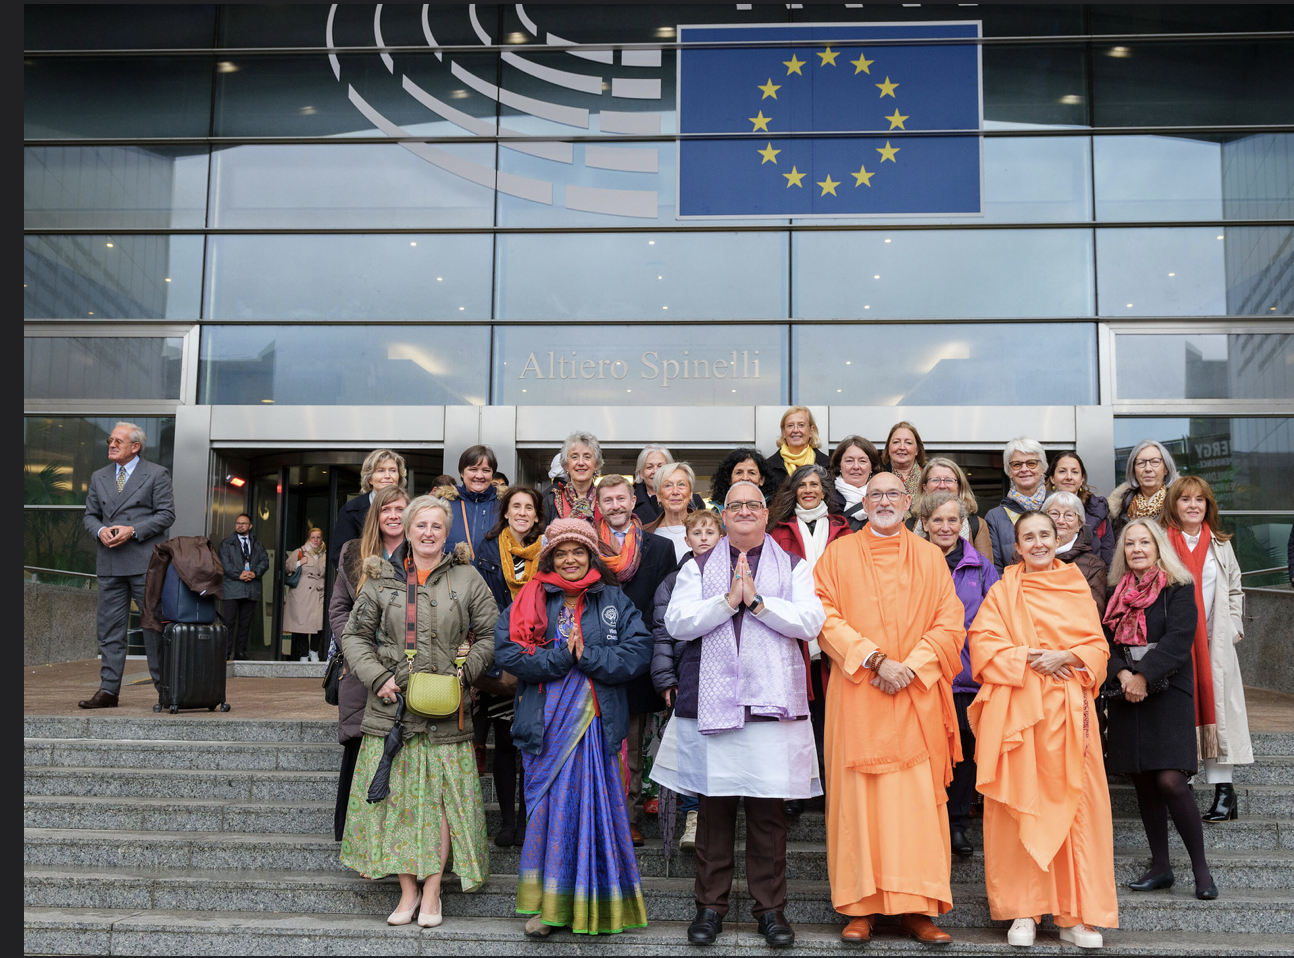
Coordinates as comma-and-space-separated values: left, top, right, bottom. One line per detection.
850, 52, 874, 74
818, 46, 839, 66
817, 174, 840, 197
885, 108, 909, 130
783, 166, 806, 188
876, 76, 899, 98
783, 54, 805, 76
757, 142, 781, 165
851, 164, 875, 187
876, 140, 900, 162
758, 77, 781, 99
749, 110, 771, 132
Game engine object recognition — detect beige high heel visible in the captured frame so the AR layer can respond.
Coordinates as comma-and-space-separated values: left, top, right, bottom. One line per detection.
417, 895, 443, 928
386, 892, 421, 925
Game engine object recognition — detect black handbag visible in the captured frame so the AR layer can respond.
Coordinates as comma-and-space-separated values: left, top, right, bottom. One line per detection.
322, 649, 343, 706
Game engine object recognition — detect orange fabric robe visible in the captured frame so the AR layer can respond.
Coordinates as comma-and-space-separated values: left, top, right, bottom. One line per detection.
815, 526, 966, 917
968, 560, 1118, 928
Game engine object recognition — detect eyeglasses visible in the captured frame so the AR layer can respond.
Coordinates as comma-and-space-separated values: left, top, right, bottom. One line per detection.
723, 500, 765, 514
1134, 457, 1164, 469
1047, 511, 1081, 523
105, 438, 136, 447
866, 490, 907, 503
926, 476, 957, 488
1008, 459, 1041, 471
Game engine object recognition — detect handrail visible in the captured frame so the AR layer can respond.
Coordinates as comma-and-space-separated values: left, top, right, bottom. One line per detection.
24, 565, 96, 579
1240, 566, 1290, 578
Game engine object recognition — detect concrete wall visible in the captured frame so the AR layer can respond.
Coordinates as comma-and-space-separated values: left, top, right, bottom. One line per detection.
25, 582, 98, 667
1239, 586, 1294, 695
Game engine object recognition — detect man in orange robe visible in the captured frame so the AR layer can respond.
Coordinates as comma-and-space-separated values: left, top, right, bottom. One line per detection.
814, 472, 965, 944
968, 520, 1118, 947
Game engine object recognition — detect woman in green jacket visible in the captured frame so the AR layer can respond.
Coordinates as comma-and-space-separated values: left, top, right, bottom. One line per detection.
339, 495, 499, 929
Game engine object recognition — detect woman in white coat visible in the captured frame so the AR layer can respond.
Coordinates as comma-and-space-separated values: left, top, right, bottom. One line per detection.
1161, 477, 1253, 821
285, 527, 327, 661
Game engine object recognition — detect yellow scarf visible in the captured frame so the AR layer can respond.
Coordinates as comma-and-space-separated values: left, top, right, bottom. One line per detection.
780, 443, 816, 473
499, 526, 543, 598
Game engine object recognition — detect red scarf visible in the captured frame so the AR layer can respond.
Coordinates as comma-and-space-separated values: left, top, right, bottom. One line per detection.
595, 516, 644, 584
507, 569, 602, 655
1167, 524, 1220, 758
1102, 565, 1167, 647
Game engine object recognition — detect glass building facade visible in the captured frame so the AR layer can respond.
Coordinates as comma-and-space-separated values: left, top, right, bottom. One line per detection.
26, 5, 1294, 637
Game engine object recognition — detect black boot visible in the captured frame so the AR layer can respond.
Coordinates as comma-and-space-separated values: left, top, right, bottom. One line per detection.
950, 827, 973, 857
1202, 783, 1238, 822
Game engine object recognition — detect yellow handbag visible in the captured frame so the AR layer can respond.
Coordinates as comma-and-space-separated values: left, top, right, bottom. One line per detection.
401, 560, 465, 727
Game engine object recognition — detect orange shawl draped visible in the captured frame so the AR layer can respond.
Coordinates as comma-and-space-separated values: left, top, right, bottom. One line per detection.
967, 560, 1110, 870
815, 526, 965, 791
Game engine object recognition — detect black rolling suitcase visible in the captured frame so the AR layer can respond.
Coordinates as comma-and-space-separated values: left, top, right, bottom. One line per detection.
156, 622, 231, 714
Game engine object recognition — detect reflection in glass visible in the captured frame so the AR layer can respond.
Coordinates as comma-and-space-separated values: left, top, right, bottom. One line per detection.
205, 235, 492, 320
25, 337, 184, 401
1094, 136, 1223, 222
793, 323, 1097, 405
24, 508, 100, 578
1113, 417, 1294, 512
24, 234, 204, 320
494, 325, 788, 405
25, 4, 216, 50
208, 144, 496, 229
495, 232, 788, 320
25, 146, 209, 230
24, 416, 177, 508
794, 230, 1094, 319
25, 57, 214, 139
198, 325, 489, 405
1115, 333, 1294, 401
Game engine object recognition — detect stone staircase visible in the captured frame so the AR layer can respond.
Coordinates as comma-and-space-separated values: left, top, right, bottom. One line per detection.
23, 716, 1294, 954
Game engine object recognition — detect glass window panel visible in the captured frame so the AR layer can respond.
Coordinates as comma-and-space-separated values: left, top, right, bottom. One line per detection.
1093, 40, 1294, 127
25, 146, 209, 230
25, 57, 214, 139
24, 234, 204, 320
982, 44, 1090, 128
25, 415, 176, 507
204, 235, 492, 321
493, 324, 788, 405
794, 230, 1094, 319
1115, 333, 1294, 401
1224, 133, 1294, 221
1090, 6, 1294, 35
25, 4, 217, 50
25, 508, 100, 578
793, 322, 1097, 405
198, 325, 489, 405
1221, 515, 1293, 585
219, 3, 495, 48
1097, 227, 1293, 317
1095, 135, 1223, 222
495, 232, 788, 321
25, 337, 184, 401
208, 144, 495, 229
1114, 417, 1294, 512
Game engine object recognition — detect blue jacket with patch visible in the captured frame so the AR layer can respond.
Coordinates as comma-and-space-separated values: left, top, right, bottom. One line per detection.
494, 580, 651, 757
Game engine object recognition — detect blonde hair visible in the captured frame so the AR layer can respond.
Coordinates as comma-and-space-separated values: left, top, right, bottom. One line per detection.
1108, 517, 1193, 588
916, 457, 978, 516
360, 448, 407, 493
654, 460, 696, 497
403, 494, 453, 538
777, 406, 822, 450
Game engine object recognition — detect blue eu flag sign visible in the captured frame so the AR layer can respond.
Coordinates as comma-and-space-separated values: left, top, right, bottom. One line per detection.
678, 22, 982, 218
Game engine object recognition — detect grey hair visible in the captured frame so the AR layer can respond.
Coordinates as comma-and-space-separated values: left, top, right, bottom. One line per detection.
655, 460, 696, 496
1043, 491, 1087, 525
560, 431, 604, 473
402, 495, 453, 537
114, 421, 145, 448
634, 444, 673, 481
725, 480, 765, 504
1108, 517, 1193, 588
1001, 436, 1047, 477
1123, 439, 1179, 492
917, 490, 965, 524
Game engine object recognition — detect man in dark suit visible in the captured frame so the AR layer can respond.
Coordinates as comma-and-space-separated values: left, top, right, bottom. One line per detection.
594, 475, 677, 845
218, 513, 269, 660
80, 422, 175, 708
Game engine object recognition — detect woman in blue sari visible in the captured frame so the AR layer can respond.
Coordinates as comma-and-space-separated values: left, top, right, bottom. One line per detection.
494, 518, 653, 937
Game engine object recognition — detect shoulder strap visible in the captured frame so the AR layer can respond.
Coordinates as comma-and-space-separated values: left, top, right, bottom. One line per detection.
969, 513, 980, 537
459, 500, 475, 561
977, 562, 986, 597
405, 555, 418, 661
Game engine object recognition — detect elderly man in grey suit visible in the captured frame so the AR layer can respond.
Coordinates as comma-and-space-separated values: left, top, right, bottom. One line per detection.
80, 421, 176, 709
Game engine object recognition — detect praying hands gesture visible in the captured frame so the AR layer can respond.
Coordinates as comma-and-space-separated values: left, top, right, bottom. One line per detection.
726, 553, 757, 611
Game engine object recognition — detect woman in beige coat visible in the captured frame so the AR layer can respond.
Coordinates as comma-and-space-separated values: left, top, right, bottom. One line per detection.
1161, 477, 1253, 821
285, 527, 327, 661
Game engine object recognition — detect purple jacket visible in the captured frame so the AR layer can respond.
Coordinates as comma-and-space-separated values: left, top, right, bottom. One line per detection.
951, 541, 999, 694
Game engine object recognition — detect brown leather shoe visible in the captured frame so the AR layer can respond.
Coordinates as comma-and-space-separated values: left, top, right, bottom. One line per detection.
840, 916, 875, 942
77, 689, 119, 710
630, 823, 645, 846
900, 914, 952, 944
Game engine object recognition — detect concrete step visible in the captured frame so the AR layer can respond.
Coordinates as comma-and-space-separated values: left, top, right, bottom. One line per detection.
1233, 756, 1294, 785
230, 660, 327, 678
27, 908, 1294, 957
23, 766, 341, 803
25, 738, 343, 772
23, 715, 338, 744
1108, 783, 1294, 818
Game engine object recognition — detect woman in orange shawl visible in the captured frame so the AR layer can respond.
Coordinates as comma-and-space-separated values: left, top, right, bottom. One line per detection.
968, 511, 1117, 950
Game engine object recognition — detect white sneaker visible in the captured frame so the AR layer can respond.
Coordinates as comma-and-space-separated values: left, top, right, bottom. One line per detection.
1007, 918, 1036, 947
308, 650, 320, 662
299, 656, 310, 662
1059, 924, 1103, 949
679, 810, 698, 850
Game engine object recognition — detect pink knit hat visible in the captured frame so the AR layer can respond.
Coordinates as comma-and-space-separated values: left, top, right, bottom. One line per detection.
538, 518, 600, 564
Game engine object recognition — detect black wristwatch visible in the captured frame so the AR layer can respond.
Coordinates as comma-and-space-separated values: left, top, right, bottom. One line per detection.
751, 594, 765, 614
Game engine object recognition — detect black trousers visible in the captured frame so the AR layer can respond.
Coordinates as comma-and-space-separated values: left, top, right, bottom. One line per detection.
333, 737, 362, 841
222, 598, 256, 659
947, 691, 978, 830
695, 795, 787, 919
